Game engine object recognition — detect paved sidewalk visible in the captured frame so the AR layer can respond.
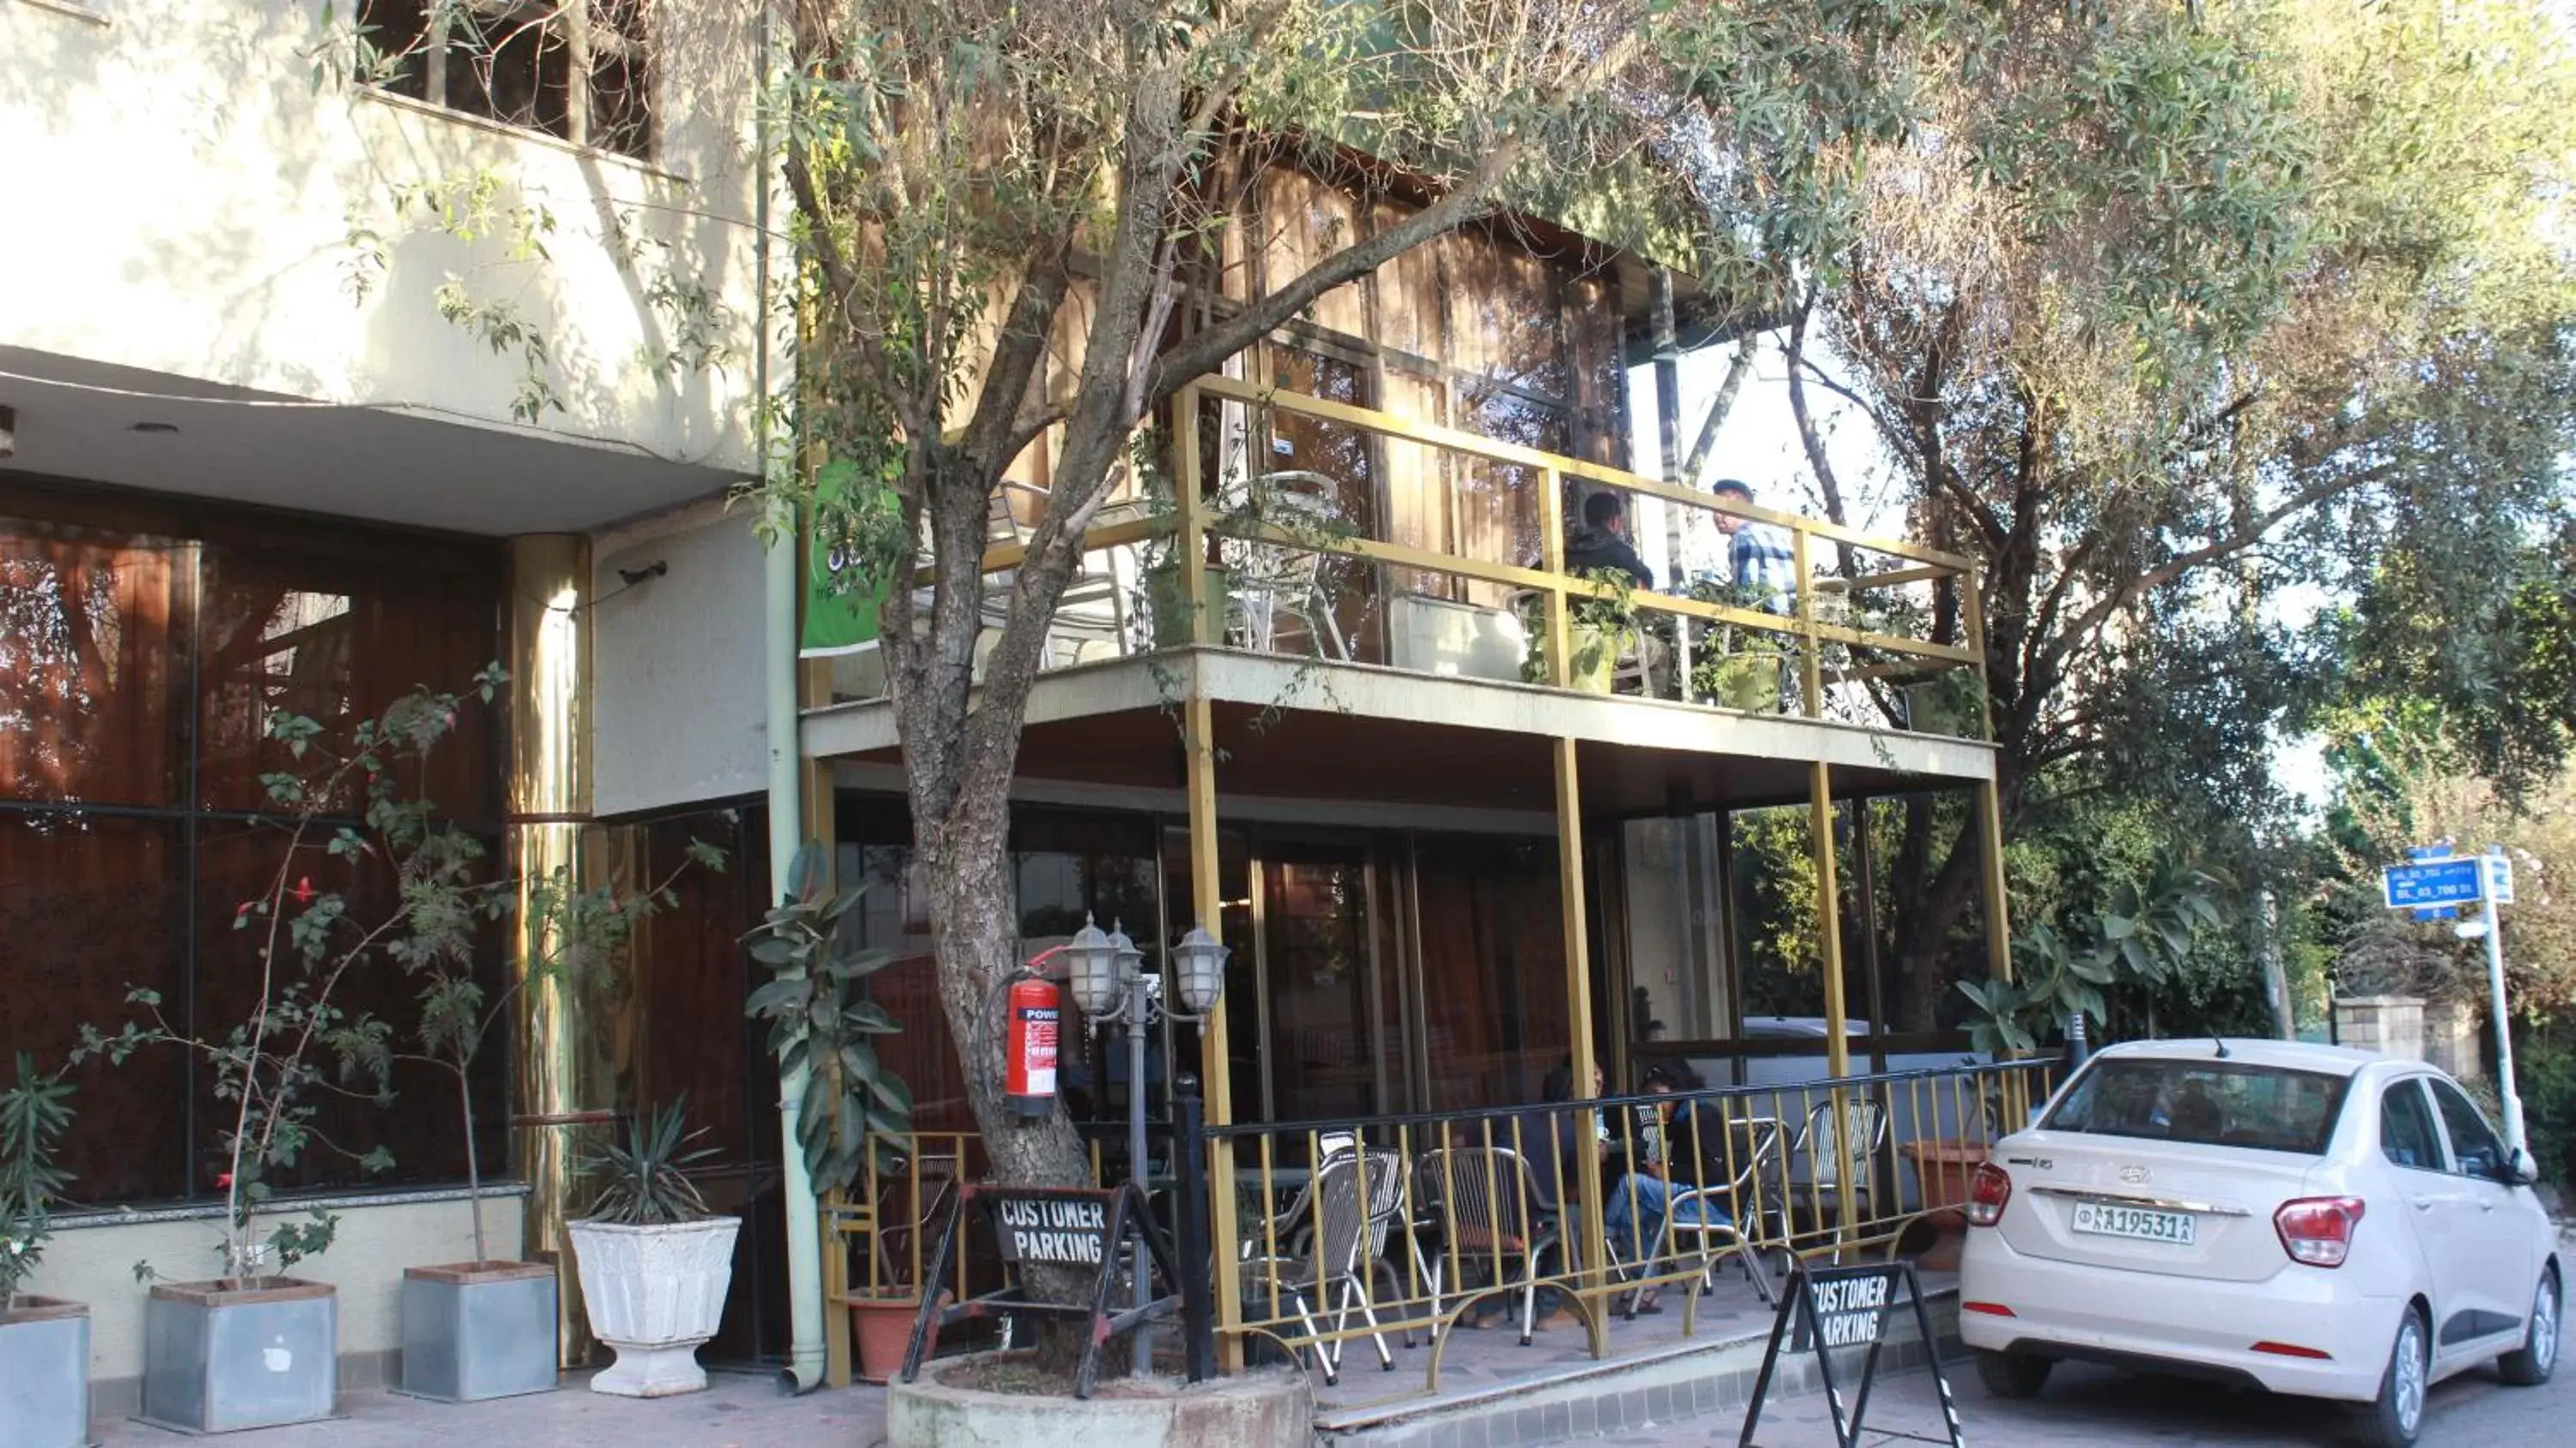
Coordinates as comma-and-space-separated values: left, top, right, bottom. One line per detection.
97, 1372, 890, 1447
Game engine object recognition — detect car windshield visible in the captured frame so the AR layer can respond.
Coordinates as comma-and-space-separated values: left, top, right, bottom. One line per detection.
2042, 1059, 2351, 1153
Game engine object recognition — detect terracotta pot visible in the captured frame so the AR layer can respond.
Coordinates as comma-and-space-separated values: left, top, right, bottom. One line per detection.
1900, 1139, 1990, 1272
854, 1295, 944, 1384
1899, 1138, 1990, 1213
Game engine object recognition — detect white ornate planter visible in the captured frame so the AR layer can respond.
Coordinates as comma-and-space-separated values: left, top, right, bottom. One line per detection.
567, 1217, 738, 1397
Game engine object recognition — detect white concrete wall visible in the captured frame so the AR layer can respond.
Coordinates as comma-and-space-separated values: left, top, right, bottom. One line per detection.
0, 0, 762, 469
23, 1194, 522, 1387
592, 497, 772, 817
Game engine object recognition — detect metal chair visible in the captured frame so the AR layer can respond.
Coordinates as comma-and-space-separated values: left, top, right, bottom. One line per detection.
1420, 1145, 1562, 1346
1655, 1111, 1784, 1306
1788, 1095, 1890, 1244
1238, 1146, 1406, 1382
1221, 471, 1352, 660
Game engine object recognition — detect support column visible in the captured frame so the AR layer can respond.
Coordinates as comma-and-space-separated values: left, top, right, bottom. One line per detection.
506, 534, 617, 1368
1554, 739, 1607, 1348
1977, 779, 2013, 987
1186, 690, 1241, 1372
1808, 762, 1860, 1254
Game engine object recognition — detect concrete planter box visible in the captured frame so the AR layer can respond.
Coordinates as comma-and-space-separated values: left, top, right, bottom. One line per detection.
568, 1216, 738, 1397
1, 1296, 91, 1448
400, 1261, 559, 1402
141, 1277, 337, 1433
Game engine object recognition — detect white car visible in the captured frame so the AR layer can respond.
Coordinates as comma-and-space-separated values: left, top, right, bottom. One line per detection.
1960, 1039, 2560, 1447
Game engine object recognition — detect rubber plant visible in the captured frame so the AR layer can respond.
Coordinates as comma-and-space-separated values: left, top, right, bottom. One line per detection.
744, 843, 914, 1204
1959, 864, 2230, 1055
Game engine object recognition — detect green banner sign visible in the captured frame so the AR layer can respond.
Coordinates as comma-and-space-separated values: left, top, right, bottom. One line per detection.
801, 464, 894, 658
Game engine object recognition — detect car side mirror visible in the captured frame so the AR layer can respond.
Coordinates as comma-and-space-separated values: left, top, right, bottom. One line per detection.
2499, 1147, 2542, 1188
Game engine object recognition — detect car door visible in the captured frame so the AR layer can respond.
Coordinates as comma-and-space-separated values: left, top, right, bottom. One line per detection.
2376, 1076, 2453, 1293
2423, 1076, 2535, 1356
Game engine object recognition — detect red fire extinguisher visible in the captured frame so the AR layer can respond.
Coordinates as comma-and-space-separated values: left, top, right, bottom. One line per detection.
1004, 977, 1060, 1121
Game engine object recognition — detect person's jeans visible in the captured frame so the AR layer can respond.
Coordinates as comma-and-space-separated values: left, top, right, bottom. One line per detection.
1603, 1174, 1731, 1266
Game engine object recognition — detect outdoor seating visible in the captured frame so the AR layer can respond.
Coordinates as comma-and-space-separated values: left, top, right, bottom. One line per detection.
1787, 1095, 1890, 1241
1222, 470, 1352, 659
1237, 1144, 1407, 1382
1651, 1111, 1784, 1307
1419, 1144, 1561, 1347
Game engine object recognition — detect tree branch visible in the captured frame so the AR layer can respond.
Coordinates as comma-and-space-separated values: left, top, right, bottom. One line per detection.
1679, 337, 1758, 484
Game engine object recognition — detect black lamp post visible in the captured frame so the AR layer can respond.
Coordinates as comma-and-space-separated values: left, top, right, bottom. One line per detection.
1062, 915, 1228, 1377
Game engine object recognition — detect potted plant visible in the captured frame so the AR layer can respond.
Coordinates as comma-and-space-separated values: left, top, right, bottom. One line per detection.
567, 1101, 738, 1397
2, 1054, 83, 1448
70, 683, 520, 1432
1517, 568, 1639, 694
745, 843, 920, 1383
397, 847, 716, 1402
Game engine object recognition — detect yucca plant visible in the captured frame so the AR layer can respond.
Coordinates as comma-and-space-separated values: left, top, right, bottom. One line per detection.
2, 1054, 76, 1315
580, 1099, 718, 1226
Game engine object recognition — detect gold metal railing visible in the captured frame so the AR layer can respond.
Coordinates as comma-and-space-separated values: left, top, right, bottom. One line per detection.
885, 378, 1991, 736
839, 1057, 2064, 1399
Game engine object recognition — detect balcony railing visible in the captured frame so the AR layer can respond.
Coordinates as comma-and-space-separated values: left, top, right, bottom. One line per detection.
838, 1056, 2065, 1399
844, 378, 1995, 740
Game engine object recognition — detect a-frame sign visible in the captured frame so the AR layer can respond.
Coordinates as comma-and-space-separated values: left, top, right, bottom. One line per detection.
898, 1180, 1182, 1399
1738, 1260, 1965, 1448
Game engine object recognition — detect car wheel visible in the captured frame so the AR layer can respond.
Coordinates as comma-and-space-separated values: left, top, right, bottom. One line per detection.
2498, 1269, 2561, 1387
2354, 1305, 2428, 1448
1972, 1348, 2051, 1400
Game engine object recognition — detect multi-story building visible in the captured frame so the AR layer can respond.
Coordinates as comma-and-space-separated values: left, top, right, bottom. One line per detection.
3, 0, 2014, 1410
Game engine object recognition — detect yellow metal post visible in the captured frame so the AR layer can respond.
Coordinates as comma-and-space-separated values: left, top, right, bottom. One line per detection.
1809, 761, 1861, 1254
1553, 736, 1607, 1348
1540, 467, 1605, 1347
1792, 527, 1822, 717
1175, 389, 1244, 1370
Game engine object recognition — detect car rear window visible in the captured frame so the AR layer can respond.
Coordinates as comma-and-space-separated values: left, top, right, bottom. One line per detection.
2042, 1059, 2352, 1154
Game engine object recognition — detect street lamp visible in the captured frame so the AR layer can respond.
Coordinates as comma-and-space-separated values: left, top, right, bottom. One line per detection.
1073, 915, 1227, 1378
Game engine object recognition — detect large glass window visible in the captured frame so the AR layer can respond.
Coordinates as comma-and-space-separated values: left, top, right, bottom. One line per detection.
0, 496, 502, 1204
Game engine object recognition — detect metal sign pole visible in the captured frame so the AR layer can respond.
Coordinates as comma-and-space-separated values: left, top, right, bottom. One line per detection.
2478, 849, 2528, 1153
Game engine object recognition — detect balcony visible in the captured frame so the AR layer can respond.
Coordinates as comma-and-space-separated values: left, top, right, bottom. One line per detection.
806, 375, 1997, 802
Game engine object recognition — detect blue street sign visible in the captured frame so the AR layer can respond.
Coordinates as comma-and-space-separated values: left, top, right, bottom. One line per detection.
2384, 856, 2484, 911
2408, 845, 2460, 920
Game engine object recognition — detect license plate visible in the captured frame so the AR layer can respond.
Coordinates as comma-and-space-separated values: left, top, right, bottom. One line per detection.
2071, 1200, 2197, 1245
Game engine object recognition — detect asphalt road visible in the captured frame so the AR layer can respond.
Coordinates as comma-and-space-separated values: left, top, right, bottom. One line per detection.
1631, 1353, 2571, 1447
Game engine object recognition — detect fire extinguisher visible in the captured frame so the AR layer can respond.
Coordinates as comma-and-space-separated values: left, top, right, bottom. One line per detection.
1004, 976, 1060, 1121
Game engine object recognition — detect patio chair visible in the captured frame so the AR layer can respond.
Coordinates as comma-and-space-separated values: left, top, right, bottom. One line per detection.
1222, 471, 1352, 660
1238, 1146, 1406, 1383
1787, 1096, 1890, 1244
1653, 1112, 1784, 1308
1419, 1145, 1561, 1347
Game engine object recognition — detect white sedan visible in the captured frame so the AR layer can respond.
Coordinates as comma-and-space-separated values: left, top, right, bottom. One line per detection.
1960, 1039, 2561, 1447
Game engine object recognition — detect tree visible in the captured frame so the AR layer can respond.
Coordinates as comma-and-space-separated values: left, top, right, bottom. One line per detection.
1674, 0, 2576, 1025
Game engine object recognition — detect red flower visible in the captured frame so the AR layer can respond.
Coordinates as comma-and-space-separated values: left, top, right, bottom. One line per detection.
291, 877, 315, 905
216, 1172, 233, 1189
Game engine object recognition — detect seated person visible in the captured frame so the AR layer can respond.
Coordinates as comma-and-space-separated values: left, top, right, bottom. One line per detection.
1602, 1068, 1732, 1311
1564, 490, 1655, 590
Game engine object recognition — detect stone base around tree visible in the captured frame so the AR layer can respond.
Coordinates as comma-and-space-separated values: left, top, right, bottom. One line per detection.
888, 1353, 1314, 1448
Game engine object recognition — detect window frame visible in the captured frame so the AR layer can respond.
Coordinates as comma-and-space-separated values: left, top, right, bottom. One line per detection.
2422, 1074, 2510, 1183
360, 0, 656, 161
2377, 1075, 2451, 1176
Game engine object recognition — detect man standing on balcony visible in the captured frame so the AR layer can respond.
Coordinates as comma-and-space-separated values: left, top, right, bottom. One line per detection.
1564, 490, 1655, 589
1710, 478, 1797, 613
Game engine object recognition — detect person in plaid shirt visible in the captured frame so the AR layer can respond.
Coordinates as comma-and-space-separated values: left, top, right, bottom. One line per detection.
1710, 478, 1797, 614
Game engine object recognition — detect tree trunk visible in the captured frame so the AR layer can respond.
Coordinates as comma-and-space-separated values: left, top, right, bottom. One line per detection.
920, 766, 1105, 1372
